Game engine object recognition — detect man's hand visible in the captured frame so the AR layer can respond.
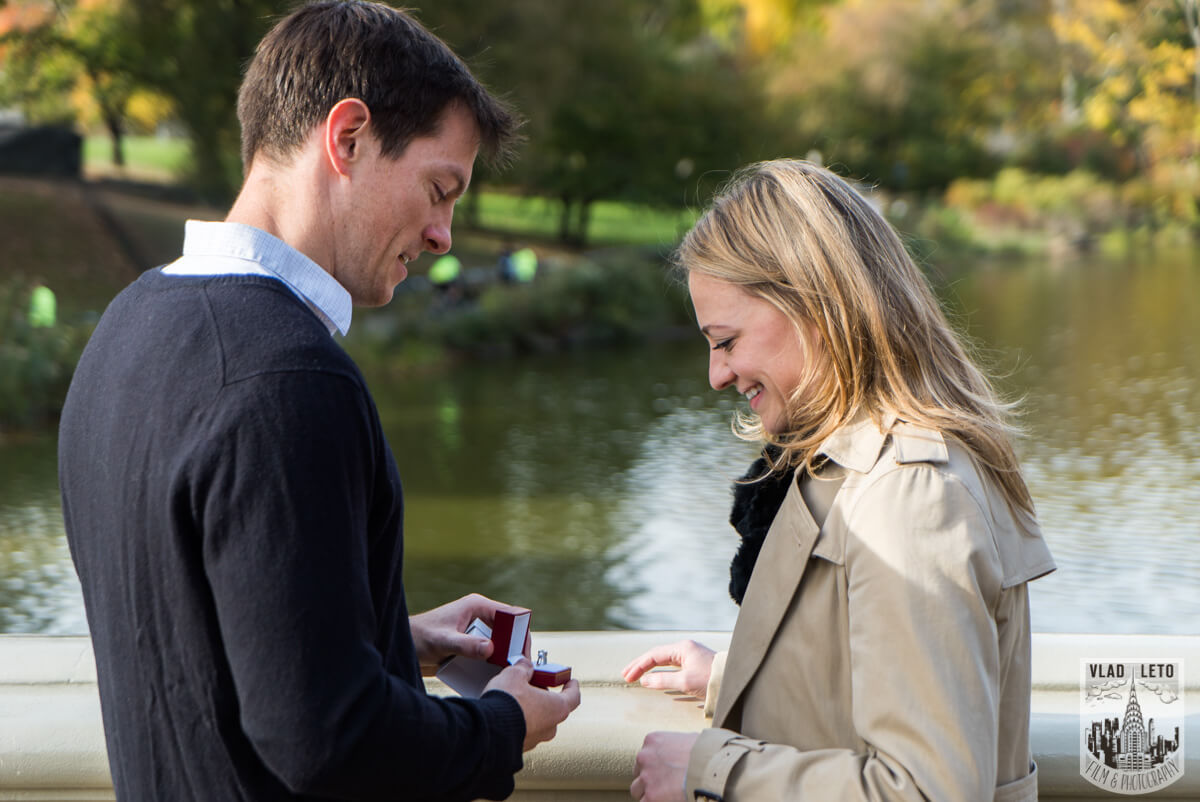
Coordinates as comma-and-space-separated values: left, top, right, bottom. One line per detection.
621, 640, 716, 699
410, 593, 530, 672
630, 731, 698, 802
484, 659, 582, 751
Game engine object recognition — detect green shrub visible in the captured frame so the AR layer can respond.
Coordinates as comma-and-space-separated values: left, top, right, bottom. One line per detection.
358, 254, 692, 362
0, 280, 92, 433
912, 204, 984, 258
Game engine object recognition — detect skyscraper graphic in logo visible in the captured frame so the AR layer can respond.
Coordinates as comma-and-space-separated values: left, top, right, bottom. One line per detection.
1081, 660, 1184, 795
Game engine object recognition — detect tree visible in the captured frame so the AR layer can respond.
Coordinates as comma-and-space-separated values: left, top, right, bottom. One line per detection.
419, 0, 780, 245
767, 0, 1012, 192
57, 0, 141, 167
113, 0, 287, 201
0, 1, 75, 125
3, 0, 289, 199
697, 0, 831, 58
1053, 0, 1200, 219
0, 0, 175, 168
1186, 0, 1199, 103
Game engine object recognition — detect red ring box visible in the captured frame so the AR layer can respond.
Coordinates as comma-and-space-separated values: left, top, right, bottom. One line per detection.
436, 610, 572, 696
531, 662, 572, 688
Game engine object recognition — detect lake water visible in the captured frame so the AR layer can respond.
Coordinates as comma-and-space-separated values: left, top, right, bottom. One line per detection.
2, 249, 1198, 635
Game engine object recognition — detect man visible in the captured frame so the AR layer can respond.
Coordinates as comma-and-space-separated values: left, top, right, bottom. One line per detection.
57, 2, 580, 800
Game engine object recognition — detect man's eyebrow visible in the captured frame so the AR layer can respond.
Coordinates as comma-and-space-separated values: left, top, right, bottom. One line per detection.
445, 169, 468, 198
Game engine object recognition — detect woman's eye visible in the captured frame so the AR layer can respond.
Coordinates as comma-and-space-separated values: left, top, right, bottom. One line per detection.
712, 339, 733, 352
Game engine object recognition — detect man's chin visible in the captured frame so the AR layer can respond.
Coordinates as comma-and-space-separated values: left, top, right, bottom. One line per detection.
352, 284, 396, 308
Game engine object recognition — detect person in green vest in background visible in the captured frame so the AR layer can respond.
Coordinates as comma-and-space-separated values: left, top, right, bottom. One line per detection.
29, 282, 56, 328
429, 252, 464, 305
429, 253, 462, 287
510, 246, 537, 282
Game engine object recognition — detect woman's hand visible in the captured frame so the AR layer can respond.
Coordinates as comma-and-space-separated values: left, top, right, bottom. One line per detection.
622, 640, 716, 699
630, 731, 698, 801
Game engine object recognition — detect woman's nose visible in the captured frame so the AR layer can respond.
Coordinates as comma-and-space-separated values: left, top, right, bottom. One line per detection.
708, 351, 734, 391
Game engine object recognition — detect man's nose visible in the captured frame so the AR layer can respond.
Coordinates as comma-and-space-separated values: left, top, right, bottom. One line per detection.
423, 211, 452, 254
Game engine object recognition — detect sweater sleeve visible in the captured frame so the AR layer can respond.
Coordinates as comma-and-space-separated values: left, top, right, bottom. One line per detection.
192, 369, 524, 801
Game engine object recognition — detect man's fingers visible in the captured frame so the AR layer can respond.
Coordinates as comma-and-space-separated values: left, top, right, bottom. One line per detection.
508, 657, 534, 678
559, 678, 582, 712
471, 594, 529, 626
441, 632, 492, 660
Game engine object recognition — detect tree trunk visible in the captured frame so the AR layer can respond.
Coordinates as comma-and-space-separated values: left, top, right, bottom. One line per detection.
178, 106, 239, 205
106, 115, 125, 168
462, 186, 481, 228
575, 199, 592, 247
1184, 0, 1200, 105
558, 195, 574, 243
1054, 0, 1080, 125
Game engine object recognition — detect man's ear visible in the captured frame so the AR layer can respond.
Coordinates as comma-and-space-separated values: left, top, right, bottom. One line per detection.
325, 98, 372, 177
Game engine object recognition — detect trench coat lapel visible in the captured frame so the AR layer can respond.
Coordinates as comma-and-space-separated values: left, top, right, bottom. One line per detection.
713, 471, 821, 727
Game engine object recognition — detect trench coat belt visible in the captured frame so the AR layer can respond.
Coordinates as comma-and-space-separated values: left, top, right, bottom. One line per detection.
693, 736, 768, 801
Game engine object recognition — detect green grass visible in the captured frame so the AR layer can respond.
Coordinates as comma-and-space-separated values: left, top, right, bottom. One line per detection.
474, 192, 698, 248
85, 135, 697, 247
84, 135, 192, 177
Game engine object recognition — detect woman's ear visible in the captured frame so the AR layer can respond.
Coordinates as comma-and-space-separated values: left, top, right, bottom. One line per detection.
324, 98, 371, 177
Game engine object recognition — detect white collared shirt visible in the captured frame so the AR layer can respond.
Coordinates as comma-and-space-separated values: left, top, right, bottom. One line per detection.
162, 220, 352, 336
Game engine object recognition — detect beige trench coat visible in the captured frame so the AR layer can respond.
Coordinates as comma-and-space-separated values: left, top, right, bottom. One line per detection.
686, 415, 1056, 801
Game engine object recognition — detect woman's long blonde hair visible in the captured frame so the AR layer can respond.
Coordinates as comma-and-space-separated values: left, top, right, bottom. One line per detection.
677, 159, 1034, 517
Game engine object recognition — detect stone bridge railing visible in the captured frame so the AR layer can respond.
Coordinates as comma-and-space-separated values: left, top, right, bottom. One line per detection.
2, 632, 1198, 801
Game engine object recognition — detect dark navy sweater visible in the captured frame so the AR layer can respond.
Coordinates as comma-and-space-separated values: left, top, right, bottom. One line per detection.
58, 270, 524, 801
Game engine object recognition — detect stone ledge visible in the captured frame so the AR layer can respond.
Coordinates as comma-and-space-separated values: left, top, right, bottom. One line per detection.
2, 633, 1198, 801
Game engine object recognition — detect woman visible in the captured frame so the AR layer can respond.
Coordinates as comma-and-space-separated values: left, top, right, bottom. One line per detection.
623, 160, 1055, 802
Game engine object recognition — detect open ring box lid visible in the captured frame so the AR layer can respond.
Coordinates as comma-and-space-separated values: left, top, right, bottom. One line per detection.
436, 609, 571, 697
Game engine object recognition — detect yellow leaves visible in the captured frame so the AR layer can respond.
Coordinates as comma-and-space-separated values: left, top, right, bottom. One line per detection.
1084, 95, 1118, 132
125, 90, 174, 134
1053, 16, 1106, 55
698, 0, 823, 57
1108, 73, 1136, 99
69, 73, 172, 134
68, 82, 98, 126
1148, 42, 1193, 89
741, 0, 791, 55
1052, 0, 1199, 171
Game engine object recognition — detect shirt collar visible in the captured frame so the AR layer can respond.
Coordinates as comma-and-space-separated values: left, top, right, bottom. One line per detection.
176, 220, 352, 336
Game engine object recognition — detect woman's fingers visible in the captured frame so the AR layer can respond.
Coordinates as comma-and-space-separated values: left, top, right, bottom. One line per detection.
622, 643, 684, 682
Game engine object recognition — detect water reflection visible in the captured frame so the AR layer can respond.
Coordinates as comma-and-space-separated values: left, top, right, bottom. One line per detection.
946, 255, 1200, 634
1, 251, 1197, 634
388, 346, 752, 629
0, 436, 86, 633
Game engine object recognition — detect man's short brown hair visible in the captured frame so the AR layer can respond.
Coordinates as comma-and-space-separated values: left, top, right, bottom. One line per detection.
237, 0, 519, 171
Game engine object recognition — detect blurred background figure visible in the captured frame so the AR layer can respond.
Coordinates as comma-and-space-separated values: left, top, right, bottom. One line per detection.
429, 251, 464, 302
510, 246, 537, 283
28, 282, 56, 328
496, 242, 516, 283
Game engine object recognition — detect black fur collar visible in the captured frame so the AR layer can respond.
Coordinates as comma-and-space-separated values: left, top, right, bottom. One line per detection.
727, 448, 797, 605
